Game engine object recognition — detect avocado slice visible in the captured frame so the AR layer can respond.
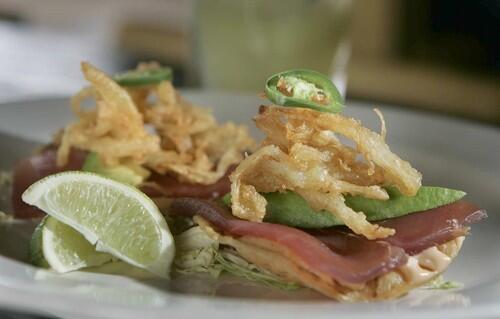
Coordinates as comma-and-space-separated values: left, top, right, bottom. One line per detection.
222, 186, 466, 228
82, 153, 144, 186
345, 186, 465, 221
261, 192, 343, 228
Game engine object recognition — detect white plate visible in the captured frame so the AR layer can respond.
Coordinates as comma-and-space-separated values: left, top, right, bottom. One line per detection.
0, 91, 499, 319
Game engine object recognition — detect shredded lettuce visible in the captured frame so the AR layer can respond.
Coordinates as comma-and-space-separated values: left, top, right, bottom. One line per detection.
173, 226, 301, 291
215, 249, 301, 291
174, 227, 222, 277
175, 244, 222, 278
423, 276, 463, 290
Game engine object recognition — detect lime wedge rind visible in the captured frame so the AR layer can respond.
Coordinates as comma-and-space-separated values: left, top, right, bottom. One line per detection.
30, 217, 50, 268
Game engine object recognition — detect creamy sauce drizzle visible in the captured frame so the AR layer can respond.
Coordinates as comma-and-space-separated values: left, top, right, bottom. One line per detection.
400, 237, 464, 284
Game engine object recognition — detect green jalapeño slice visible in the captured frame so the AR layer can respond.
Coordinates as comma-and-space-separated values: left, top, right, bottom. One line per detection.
265, 69, 343, 113
113, 67, 173, 87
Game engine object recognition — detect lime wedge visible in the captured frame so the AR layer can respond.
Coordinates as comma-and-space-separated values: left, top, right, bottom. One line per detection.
23, 172, 175, 277
30, 216, 113, 273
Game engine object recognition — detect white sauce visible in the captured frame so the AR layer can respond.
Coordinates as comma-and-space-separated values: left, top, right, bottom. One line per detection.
400, 237, 464, 284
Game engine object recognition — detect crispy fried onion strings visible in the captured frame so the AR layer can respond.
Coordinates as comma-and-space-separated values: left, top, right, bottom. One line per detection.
141, 81, 255, 184
255, 106, 421, 196
230, 145, 394, 240
230, 106, 422, 240
58, 62, 160, 167
57, 62, 255, 185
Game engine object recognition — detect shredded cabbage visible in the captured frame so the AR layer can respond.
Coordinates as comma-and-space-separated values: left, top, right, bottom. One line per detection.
423, 276, 463, 290
215, 249, 301, 291
175, 244, 222, 278
173, 226, 300, 291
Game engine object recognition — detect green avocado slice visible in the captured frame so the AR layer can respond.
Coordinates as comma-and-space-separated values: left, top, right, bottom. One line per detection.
222, 186, 466, 228
82, 153, 144, 186
345, 186, 466, 221
262, 191, 342, 228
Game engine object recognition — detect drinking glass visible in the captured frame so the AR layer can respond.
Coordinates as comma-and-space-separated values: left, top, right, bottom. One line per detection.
193, 0, 352, 96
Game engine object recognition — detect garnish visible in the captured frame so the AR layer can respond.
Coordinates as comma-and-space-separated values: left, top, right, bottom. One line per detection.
223, 186, 465, 229
265, 69, 343, 113
174, 226, 300, 290
424, 276, 463, 290
113, 67, 173, 87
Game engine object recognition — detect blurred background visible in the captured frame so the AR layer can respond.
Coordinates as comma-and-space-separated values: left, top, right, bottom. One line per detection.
0, 0, 498, 124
